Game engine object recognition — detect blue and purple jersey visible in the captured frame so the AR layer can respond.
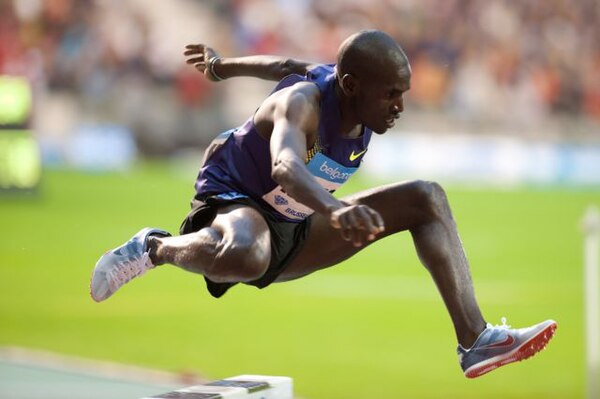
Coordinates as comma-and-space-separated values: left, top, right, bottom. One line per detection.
195, 64, 373, 222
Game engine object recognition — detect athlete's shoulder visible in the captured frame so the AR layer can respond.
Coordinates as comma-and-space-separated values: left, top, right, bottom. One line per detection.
271, 63, 335, 90
265, 82, 321, 123
269, 78, 321, 104
255, 79, 320, 129
306, 63, 336, 79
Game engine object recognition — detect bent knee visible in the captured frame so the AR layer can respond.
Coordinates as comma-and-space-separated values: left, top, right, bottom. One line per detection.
205, 231, 271, 283
412, 180, 449, 215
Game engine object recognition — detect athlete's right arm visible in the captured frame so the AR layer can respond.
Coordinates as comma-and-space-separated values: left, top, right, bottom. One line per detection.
184, 44, 316, 82
266, 85, 385, 247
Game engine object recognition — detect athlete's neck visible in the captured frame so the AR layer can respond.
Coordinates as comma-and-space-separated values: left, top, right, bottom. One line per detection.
335, 82, 363, 139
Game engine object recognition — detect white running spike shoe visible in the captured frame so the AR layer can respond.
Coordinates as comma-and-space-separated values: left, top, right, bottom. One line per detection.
90, 227, 170, 302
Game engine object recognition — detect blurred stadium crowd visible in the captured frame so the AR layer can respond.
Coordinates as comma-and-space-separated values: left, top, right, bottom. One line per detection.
1, 0, 599, 156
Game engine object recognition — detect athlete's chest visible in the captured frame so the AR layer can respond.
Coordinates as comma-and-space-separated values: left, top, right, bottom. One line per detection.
305, 152, 359, 192
306, 127, 370, 168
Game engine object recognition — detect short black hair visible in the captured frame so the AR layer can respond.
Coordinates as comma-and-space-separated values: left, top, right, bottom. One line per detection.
336, 30, 409, 78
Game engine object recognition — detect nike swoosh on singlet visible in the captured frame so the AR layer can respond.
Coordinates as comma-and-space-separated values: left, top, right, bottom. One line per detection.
349, 149, 367, 161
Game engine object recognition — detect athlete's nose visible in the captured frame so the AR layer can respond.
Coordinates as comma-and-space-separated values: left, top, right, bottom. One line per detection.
396, 96, 404, 113
392, 96, 404, 115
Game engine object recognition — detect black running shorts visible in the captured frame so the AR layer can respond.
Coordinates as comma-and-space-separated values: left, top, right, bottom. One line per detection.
179, 193, 311, 298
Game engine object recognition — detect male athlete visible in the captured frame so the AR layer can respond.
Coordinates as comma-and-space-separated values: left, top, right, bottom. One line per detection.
90, 30, 556, 378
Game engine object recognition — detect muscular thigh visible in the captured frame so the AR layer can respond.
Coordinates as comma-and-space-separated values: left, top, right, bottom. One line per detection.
277, 180, 431, 282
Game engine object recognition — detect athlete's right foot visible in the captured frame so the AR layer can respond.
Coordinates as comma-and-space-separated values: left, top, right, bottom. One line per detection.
458, 317, 557, 378
90, 227, 170, 302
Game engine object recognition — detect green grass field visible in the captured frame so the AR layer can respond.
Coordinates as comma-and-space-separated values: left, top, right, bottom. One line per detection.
1, 163, 598, 398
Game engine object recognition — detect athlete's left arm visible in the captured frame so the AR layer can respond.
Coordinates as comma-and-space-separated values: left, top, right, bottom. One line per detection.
184, 44, 317, 82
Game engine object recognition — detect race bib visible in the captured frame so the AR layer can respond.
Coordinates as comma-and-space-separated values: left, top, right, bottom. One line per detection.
262, 153, 358, 220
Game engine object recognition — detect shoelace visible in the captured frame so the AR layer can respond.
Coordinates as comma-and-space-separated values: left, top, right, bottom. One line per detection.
486, 317, 511, 330
107, 252, 152, 291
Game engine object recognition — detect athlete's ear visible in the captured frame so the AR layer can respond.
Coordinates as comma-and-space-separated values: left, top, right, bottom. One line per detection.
340, 73, 359, 96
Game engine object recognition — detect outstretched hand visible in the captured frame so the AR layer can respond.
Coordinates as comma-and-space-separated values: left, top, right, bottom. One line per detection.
330, 204, 385, 247
184, 44, 221, 81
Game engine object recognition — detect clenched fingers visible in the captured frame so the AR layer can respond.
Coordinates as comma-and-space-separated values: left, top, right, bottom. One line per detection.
330, 204, 386, 246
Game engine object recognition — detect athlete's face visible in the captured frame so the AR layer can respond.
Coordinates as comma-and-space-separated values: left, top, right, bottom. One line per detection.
356, 64, 411, 134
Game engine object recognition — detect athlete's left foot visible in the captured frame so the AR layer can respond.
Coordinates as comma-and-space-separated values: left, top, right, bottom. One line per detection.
458, 317, 557, 378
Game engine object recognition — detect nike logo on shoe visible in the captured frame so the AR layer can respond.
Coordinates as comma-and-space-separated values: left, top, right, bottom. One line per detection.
479, 335, 515, 349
